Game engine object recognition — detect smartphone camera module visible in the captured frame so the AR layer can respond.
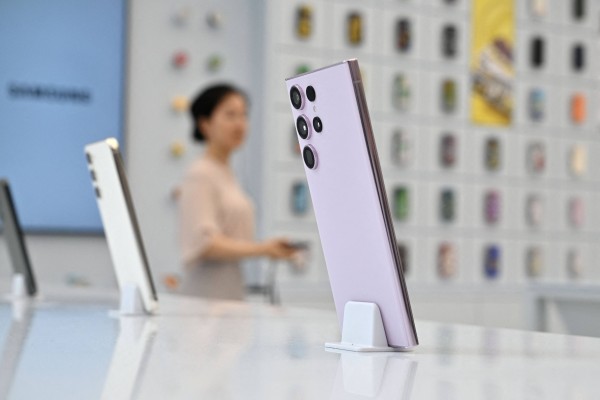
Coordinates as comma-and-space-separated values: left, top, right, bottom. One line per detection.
303, 145, 318, 169
290, 85, 304, 110
296, 115, 311, 139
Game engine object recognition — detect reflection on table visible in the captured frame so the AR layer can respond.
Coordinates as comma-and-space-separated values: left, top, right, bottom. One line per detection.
328, 350, 417, 399
0, 293, 599, 399
0, 300, 33, 399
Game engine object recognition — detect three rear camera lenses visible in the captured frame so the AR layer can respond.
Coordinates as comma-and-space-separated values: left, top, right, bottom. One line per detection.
290, 85, 320, 169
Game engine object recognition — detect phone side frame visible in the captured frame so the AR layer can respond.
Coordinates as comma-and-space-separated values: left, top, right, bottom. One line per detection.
108, 148, 158, 302
347, 60, 418, 343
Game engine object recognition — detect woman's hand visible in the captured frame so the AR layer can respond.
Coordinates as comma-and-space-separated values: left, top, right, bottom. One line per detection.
201, 235, 300, 262
260, 238, 298, 260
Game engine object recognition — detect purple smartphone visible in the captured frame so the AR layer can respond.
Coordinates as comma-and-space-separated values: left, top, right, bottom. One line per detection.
285, 59, 418, 349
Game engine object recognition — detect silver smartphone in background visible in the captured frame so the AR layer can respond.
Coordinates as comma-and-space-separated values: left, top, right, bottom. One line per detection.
84, 138, 158, 313
0, 179, 37, 296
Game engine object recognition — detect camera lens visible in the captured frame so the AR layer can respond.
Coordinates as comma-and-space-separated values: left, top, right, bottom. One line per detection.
306, 85, 316, 102
313, 116, 323, 133
303, 145, 318, 169
290, 85, 304, 110
296, 115, 311, 140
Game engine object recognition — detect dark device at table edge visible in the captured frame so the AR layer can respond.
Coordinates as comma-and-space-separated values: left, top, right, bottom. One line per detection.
0, 179, 37, 296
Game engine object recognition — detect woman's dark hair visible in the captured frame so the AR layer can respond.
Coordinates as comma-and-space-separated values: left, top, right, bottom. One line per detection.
189, 84, 247, 142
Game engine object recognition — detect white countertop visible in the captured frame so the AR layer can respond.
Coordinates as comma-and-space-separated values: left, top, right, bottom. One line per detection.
1, 293, 599, 400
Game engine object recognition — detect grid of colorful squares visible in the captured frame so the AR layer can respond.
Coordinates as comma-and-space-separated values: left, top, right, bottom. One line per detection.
279, 0, 599, 283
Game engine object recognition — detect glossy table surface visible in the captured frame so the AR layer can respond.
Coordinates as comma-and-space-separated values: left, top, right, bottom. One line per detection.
1, 292, 599, 400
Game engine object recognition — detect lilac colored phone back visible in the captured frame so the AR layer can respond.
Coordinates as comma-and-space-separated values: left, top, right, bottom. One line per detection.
285, 60, 418, 348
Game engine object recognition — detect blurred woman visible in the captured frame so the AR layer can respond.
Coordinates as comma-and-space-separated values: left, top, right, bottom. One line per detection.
179, 84, 296, 300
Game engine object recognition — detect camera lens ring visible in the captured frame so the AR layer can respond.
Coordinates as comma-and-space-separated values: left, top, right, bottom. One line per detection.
296, 115, 311, 140
303, 145, 318, 169
306, 85, 316, 102
290, 85, 304, 110
313, 116, 323, 133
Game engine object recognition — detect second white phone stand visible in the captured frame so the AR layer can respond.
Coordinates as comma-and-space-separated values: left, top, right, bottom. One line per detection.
325, 301, 399, 352
4, 274, 33, 302
110, 282, 148, 317
10, 274, 27, 300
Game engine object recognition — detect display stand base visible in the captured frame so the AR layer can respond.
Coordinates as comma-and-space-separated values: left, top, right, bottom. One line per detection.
109, 283, 149, 317
325, 301, 398, 352
11, 274, 26, 299
3, 274, 30, 302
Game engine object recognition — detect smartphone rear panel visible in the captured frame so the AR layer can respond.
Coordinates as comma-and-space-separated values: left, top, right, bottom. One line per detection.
85, 140, 158, 313
285, 60, 417, 348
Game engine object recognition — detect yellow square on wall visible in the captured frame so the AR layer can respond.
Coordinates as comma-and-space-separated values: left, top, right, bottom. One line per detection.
470, 0, 514, 126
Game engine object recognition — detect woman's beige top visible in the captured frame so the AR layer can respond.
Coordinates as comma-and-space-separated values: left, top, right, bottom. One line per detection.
179, 156, 255, 300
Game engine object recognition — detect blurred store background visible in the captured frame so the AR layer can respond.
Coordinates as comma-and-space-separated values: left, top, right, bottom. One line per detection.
1, 0, 600, 336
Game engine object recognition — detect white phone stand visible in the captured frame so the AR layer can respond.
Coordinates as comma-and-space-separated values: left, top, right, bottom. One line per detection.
109, 282, 149, 317
325, 301, 398, 352
4, 274, 29, 301
3, 274, 40, 304
11, 274, 27, 299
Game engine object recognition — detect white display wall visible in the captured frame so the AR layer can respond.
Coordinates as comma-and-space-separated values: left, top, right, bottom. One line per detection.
125, 0, 265, 289
259, 0, 600, 303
